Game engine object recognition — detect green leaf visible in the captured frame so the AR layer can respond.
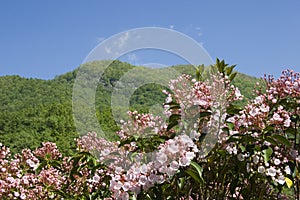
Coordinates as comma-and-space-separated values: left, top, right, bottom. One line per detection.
168, 114, 181, 123
196, 65, 204, 81
226, 122, 235, 130
225, 65, 236, 76
198, 64, 204, 74
263, 125, 275, 133
191, 161, 203, 176
272, 134, 292, 147
229, 72, 237, 81
262, 147, 273, 163
199, 111, 211, 118
265, 136, 278, 146
239, 144, 246, 152
240, 135, 257, 143
178, 177, 185, 190
186, 169, 203, 184
186, 161, 204, 184
226, 104, 242, 115
167, 121, 178, 131
35, 160, 47, 173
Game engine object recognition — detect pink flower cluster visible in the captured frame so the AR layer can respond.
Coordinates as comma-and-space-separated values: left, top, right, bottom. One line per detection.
0, 141, 109, 199
265, 69, 300, 99
117, 111, 173, 140
0, 142, 62, 199
76, 72, 244, 198
225, 69, 300, 187
228, 70, 300, 132
1, 68, 299, 199
79, 131, 198, 199
106, 134, 198, 199
163, 74, 212, 119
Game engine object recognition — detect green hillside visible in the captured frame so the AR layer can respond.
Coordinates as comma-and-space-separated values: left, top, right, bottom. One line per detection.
0, 60, 262, 155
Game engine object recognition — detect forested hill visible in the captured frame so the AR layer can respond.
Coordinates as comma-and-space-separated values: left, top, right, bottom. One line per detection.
0, 60, 261, 155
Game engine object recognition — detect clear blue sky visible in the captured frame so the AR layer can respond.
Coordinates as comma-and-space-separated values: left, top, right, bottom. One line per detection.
0, 0, 299, 79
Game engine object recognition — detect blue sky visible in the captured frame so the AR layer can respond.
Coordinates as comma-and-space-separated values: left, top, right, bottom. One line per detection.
0, 1, 299, 79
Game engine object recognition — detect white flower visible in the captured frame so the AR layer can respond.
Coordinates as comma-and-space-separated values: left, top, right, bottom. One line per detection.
166, 96, 172, 103
179, 157, 190, 166
227, 117, 235, 123
249, 107, 260, 117
20, 193, 26, 200
263, 141, 271, 146
272, 113, 283, 122
285, 166, 291, 175
26, 159, 38, 170
265, 162, 270, 167
274, 158, 281, 165
179, 135, 194, 147
258, 166, 265, 173
254, 96, 263, 104
251, 132, 259, 138
157, 152, 168, 164
284, 118, 291, 127
14, 191, 20, 197
139, 175, 148, 185
235, 88, 242, 98
260, 104, 270, 112
237, 154, 245, 161
276, 175, 286, 185
253, 155, 260, 164
112, 181, 123, 190
92, 174, 100, 183
140, 164, 148, 174
100, 149, 110, 156
266, 167, 277, 177
122, 182, 131, 192
115, 167, 123, 174
226, 145, 237, 155
169, 161, 179, 171
167, 141, 179, 154
185, 152, 195, 160
166, 167, 176, 177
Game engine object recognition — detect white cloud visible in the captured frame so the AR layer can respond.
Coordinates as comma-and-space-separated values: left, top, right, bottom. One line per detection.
195, 27, 202, 37
169, 25, 174, 29
105, 46, 111, 54
96, 37, 105, 43
127, 53, 139, 64
117, 31, 129, 48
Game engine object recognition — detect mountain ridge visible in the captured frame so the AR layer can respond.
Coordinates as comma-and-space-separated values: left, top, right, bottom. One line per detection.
0, 60, 262, 155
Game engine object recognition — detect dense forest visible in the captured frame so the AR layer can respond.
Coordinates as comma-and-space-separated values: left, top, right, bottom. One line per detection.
0, 60, 261, 155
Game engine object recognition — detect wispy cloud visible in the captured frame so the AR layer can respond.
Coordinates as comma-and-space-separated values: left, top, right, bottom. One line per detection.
96, 37, 105, 43
126, 53, 139, 65
195, 27, 202, 37
117, 31, 129, 48
105, 46, 111, 54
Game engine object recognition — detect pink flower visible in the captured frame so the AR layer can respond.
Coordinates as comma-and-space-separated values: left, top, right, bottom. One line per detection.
157, 153, 168, 164
284, 118, 291, 127
272, 113, 283, 122
266, 167, 277, 177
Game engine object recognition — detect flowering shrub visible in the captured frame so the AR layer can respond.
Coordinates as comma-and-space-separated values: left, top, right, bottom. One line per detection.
0, 59, 299, 199
0, 141, 111, 199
